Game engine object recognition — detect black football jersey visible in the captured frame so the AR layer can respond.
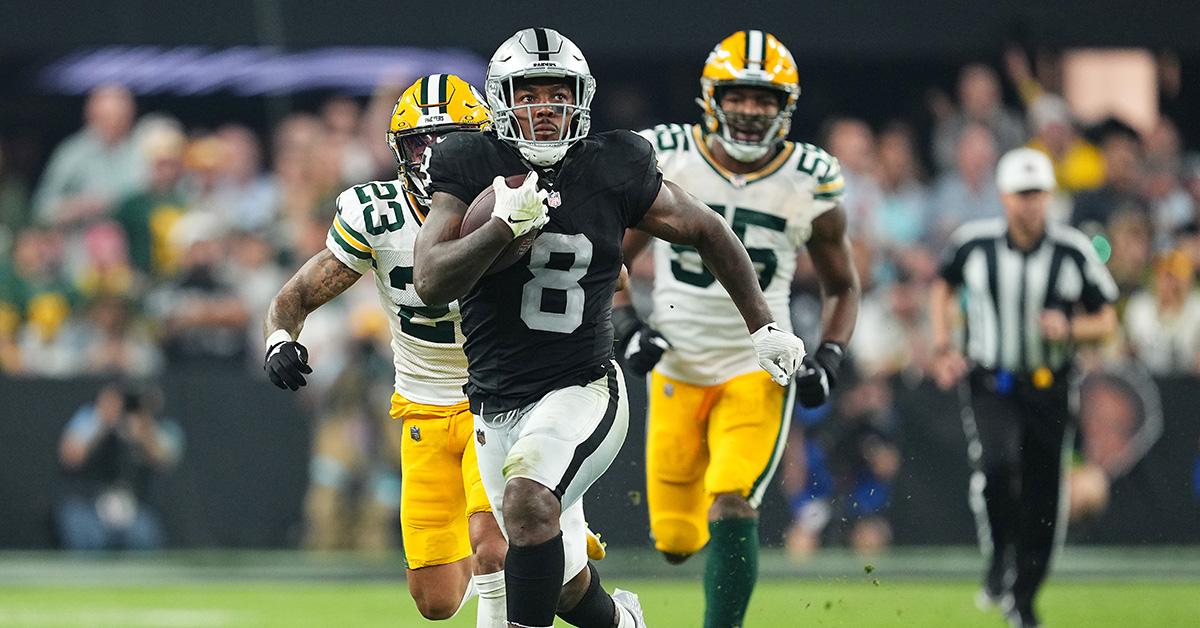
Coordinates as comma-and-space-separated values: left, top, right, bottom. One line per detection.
426, 131, 662, 413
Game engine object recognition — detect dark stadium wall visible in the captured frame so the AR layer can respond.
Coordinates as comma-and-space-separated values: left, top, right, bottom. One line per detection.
4, 0, 1200, 55
0, 370, 311, 549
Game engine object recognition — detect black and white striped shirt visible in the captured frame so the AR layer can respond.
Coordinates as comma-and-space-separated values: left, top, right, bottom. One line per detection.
939, 218, 1118, 374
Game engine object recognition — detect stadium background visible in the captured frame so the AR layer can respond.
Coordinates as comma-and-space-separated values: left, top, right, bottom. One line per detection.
1, 1, 1199, 625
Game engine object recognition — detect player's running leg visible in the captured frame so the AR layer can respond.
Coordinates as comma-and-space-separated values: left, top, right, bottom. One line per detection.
463, 425, 509, 627
702, 371, 793, 628
397, 396, 491, 621
645, 370, 715, 564
476, 363, 638, 627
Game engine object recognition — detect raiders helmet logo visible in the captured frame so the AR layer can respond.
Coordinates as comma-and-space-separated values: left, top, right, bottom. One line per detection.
410, 425, 421, 442
476, 428, 486, 446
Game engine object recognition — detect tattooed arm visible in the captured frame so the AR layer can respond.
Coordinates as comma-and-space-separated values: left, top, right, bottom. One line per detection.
263, 250, 362, 390
265, 249, 362, 341
634, 180, 774, 333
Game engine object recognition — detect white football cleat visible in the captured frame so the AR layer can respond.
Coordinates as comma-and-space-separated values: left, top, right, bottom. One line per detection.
612, 588, 646, 627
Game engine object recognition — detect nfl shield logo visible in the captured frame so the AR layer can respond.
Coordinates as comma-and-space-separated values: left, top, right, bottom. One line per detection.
547, 191, 562, 208
410, 425, 421, 442
476, 429, 486, 446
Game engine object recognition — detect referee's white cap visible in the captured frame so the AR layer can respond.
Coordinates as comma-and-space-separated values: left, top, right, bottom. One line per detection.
997, 147, 1057, 194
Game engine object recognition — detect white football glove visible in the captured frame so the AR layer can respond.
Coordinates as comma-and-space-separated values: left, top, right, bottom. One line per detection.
492, 171, 550, 238
750, 323, 807, 386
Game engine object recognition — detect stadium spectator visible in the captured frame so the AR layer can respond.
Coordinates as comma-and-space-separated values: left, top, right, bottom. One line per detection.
0, 140, 31, 244
1124, 250, 1200, 374
1143, 119, 1195, 247
1072, 124, 1149, 234
931, 64, 1026, 173
1104, 210, 1155, 302
931, 122, 1004, 245
0, 228, 83, 376
56, 383, 182, 550
823, 117, 882, 236
148, 212, 248, 365
113, 125, 188, 278
872, 123, 931, 252
303, 309, 400, 551
80, 295, 162, 378
1026, 95, 1106, 195
321, 96, 377, 185
31, 85, 145, 227
208, 125, 278, 233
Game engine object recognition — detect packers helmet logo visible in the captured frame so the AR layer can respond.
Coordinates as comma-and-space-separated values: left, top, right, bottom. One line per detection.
410, 425, 421, 442
389, 74, 492, 135
476, 428, 486, 447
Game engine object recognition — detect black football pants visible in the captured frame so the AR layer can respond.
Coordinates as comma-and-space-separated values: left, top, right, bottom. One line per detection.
964, 369, 1071, 611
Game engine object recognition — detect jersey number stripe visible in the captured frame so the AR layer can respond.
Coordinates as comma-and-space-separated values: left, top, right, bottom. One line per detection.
521, 233, 593, 333
670, 205, 785, 290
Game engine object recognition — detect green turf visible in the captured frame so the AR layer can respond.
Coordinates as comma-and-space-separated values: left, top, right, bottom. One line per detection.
1, 579, 1197, 627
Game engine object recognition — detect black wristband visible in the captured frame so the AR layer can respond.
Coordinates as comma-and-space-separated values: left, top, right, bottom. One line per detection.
814, 341, 845, 389
611, 304, 642, 346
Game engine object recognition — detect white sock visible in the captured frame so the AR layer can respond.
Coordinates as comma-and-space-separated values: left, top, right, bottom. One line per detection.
474, 570, 506, 628
452, 576, 478, 618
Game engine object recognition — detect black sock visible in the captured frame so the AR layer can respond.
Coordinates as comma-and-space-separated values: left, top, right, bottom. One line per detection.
558, 564, 617, 628
506, 532, 565, 627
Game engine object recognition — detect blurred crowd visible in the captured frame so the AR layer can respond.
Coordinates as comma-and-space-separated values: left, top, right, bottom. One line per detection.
2, 49, 1199, 553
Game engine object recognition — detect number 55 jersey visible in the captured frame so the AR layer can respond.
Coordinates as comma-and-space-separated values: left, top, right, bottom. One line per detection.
638, 123, 845, 386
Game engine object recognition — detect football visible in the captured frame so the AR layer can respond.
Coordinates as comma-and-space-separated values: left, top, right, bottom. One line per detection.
459, 173, 541, 274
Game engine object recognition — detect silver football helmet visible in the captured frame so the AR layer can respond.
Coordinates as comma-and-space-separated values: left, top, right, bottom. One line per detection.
485, 28, 596, 166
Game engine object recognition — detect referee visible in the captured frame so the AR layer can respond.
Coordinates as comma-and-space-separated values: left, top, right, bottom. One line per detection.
930, 147, 1118, 628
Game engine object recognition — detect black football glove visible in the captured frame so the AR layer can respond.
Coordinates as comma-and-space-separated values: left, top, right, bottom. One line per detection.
612, 304, 670, 376
265, 340, 313, 391
794, 341, 845, 408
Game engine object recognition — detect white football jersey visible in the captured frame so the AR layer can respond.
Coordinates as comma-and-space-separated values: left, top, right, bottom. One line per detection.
325, 179, 467, 406
638, 124, 845, 386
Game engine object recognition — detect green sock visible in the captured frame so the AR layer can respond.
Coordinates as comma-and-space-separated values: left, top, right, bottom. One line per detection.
703, 517, 759, 628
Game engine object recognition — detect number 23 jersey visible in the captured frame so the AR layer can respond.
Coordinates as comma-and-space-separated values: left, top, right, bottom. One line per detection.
325, 179, 468, 406
426, 131, 662, 413
639, 123, 845, 386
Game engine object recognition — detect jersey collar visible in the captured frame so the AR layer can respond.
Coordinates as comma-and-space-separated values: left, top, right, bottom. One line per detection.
691, 125, 794, 188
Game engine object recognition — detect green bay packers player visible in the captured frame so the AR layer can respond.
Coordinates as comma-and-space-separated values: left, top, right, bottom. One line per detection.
615, 31, 860, 627
264, 74, 602, 626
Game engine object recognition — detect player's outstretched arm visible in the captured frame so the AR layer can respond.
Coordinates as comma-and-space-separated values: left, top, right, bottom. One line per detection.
794, 207, 860, 406
636, 180, 774, 332
263, 249, 361, 390
806, 208, 860, 345
635, 180, 805, 385
412, 191, 515, 305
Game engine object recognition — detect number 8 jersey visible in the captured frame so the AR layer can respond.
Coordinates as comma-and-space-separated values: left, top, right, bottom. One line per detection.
638, 123, 845, 386
325, 179, 469, 406
426, 130, 662, 414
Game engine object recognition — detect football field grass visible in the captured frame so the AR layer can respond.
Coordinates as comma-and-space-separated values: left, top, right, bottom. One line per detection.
2, 580, 1199, 627
1, 549, 1197, 627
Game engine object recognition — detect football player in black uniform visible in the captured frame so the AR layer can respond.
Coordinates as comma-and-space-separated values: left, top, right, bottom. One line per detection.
414, 28, 807, 628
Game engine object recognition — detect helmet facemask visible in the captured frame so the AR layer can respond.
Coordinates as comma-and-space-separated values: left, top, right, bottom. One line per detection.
389, 127, 459, 205
487, 72, 595, 167
703, 83, 794, 162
